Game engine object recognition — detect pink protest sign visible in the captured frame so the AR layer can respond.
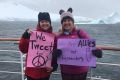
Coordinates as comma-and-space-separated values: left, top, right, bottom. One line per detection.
57, 39, 96, 67
26, 31, 55, 68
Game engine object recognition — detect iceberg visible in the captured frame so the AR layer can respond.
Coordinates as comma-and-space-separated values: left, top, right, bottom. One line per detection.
0, 2, 38, 21
103, 12, 120, 24
1, 2, 120, 24
0, 2, 60, 21
90, 12, 120, 24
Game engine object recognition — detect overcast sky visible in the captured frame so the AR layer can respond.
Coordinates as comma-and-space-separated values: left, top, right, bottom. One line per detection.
0, 0, 120, 19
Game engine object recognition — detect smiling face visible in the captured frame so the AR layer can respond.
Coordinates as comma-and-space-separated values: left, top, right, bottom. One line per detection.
62, 18, 74, 32
39, 20, 51, 31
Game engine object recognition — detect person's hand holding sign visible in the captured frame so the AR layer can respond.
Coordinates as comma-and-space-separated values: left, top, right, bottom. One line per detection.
22, 28, 32, 39
92, 49, 102, 58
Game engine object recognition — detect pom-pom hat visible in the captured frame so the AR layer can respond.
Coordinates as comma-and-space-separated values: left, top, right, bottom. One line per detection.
59, 8, 74, 23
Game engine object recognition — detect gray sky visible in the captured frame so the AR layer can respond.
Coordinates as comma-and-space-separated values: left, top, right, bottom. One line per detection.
1, 0, 120, 19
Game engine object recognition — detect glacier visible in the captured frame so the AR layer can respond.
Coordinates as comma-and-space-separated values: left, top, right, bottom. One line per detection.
0, 2, 120, 24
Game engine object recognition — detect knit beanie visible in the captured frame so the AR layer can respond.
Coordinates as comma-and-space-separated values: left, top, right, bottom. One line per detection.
59, 8, 74, 24
38, 12, 51, 24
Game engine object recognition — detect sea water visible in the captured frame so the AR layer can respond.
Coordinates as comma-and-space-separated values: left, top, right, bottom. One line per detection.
0, 21, 120, 80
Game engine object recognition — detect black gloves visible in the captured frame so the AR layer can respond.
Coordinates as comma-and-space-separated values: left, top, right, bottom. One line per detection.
92, 49, 102, 58
22, 29, 30, 39
51, 63, 58, 72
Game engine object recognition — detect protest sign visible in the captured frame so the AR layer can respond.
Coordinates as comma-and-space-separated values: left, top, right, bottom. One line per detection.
57, 39, 96, 67
26, 31, 55, 68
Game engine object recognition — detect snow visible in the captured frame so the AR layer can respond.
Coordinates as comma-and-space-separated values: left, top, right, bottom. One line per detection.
103, 12, 120, 24
0, 2, 120, 24
0, 2, 60, 21
90, 12, 120, 24
0, 2, 38, 21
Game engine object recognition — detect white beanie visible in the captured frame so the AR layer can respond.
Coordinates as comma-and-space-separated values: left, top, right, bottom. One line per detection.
59, 8, 74, 23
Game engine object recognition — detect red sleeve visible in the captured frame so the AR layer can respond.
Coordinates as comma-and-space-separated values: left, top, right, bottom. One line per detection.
19, 38, 29, 53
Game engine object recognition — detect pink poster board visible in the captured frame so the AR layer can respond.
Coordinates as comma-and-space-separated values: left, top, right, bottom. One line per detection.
57, 39, 96, 67
26, 31, 55, 68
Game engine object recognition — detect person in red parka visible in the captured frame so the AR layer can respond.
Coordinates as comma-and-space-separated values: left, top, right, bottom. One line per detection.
57, 8, 103, 80
19, 12, 59, 80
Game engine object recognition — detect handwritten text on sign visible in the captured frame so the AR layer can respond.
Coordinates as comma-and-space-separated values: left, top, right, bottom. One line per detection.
57, 39, 96, 67
27, 31, 55, 68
